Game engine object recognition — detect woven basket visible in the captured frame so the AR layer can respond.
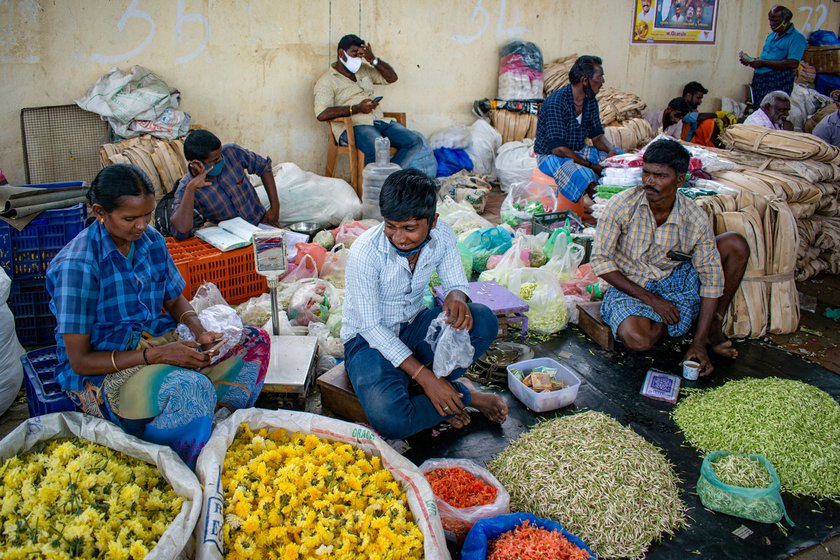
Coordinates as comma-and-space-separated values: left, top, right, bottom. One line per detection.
803, 45, 840, 74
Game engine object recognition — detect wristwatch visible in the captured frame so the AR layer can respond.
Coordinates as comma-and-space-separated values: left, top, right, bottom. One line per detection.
372, 57, 380, 67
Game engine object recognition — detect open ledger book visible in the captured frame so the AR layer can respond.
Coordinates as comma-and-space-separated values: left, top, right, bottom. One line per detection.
195, 217, 309, 257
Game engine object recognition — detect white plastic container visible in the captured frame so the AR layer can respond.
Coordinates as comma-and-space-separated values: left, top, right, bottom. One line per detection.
362, 137, 400, 221
506, 357, 581, 412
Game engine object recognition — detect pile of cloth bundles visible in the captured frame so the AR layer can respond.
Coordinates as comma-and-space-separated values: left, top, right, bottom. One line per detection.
603, 118, 654, 152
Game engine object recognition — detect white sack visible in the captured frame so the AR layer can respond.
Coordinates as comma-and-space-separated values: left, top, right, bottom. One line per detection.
0, 412, 202, 559
430, 125, 472, 150
495, 139, 537, 193
195, 408, 450, 560
465, 119, 503, 179
264, 163, 362, 227
0, 269, 24, 415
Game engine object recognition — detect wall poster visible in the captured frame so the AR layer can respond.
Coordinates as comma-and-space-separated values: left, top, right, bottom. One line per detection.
632, 0, 719, 45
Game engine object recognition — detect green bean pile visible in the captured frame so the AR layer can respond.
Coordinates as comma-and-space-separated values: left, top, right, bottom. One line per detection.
488, 411, 686, 559
711, 454, 771, 488
674, 377, 840, 498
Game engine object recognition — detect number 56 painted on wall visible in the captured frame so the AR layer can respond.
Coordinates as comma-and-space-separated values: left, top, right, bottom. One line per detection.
91, 0, 209, 65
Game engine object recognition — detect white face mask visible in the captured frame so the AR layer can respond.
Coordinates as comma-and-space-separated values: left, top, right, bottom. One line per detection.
341, 52, 363, 74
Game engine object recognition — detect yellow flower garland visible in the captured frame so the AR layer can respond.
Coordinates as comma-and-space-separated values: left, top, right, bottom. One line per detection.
222, 424, 424, 559
0, 438, 183, 559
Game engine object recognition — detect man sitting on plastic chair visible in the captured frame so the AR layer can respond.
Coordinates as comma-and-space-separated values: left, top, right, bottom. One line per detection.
314, 34, 433, 175
341, 169, 507, 440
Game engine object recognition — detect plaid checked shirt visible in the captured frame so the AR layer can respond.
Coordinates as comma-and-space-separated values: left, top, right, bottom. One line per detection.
591, 187, 724, 298
172, 144, 271, 238
46, 221, 185, 391
341, 221, 469, 367
535, 84, 604, 155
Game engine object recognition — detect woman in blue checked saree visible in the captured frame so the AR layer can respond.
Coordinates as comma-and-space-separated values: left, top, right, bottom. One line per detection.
46, 164, 270, 469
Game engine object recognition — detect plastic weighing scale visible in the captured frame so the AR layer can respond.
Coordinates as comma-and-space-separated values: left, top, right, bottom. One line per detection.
252, 230, 319, 408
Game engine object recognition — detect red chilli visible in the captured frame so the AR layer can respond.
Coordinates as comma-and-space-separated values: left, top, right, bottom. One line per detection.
424, 467, 498, 508
488, 520, 592, 560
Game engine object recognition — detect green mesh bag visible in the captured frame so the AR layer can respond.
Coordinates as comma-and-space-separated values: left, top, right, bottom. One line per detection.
696, 451, 793, 525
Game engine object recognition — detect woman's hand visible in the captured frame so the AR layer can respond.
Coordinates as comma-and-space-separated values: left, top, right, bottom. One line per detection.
148, 340, 212, 369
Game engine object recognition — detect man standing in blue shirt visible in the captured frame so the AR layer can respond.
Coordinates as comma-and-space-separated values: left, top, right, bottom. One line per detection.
739, 5, 806, 110
534, 55, 617, 213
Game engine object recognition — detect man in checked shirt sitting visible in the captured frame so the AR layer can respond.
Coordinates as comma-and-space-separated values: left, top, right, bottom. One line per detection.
169, 129, 281, 239
591, 139, 749, 377
341, 169, 507, 439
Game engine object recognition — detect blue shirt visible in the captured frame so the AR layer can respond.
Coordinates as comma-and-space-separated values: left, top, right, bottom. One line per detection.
756, 25, 807, 74
46, 221, 186, 392
341, 221, 469, 367
682, 111, 699, 141
534, 84, 605, 155
813, 111, 840, 147
172, 144, 272, 239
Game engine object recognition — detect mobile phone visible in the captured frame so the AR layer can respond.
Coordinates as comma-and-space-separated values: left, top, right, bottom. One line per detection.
667, 250, 692, 262
373, 96, 383, 102
201, 338, 227, 354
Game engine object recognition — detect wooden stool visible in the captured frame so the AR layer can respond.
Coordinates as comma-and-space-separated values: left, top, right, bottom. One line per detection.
317, 362, 369, 424
577, 301, 615, 351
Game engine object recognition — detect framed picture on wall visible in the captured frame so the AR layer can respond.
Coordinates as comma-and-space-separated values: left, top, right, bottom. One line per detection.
632, 0, 719, 45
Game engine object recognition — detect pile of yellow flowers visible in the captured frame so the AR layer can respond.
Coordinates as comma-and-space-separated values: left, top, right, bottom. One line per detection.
0, 438, 183, 559
222, 424, 424, 559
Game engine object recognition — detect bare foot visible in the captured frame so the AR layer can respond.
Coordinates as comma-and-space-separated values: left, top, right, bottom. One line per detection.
461, 380, 508, 424
446, 412, 471, 430
709, 314, 738, 358
711, 339, 738, 359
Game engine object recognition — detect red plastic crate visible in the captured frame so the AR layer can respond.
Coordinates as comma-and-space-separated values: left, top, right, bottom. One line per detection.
165, 238, 267, 305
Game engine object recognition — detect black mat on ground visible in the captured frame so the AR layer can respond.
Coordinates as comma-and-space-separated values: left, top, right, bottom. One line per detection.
404, 327, 840, 559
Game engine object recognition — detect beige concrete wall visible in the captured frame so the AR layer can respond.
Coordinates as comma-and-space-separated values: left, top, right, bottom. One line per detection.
1, 0, 838, 184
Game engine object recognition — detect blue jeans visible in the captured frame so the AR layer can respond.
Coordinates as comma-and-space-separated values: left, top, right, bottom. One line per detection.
340, 120, 425, 167
344, 303, 498, 439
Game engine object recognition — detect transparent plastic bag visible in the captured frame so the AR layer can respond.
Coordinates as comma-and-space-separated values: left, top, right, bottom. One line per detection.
190, 282, 229, 311
544, 230, 585, 282
500, 180, 557, 228
478, 237, 529, 286
419, 458, 510, 544
332, 220, 370, 248
697, 451, 793, 525
508, 268, 568, 334
424, 312, 475, 378
235, 293, 272, 327
320, 244, 348, 289
462, 226, 513, 273
308, 321, 345, 358
287, 279, 340, 327
176, 304, 243, 364
294, 242, 327, 272
279, 253, 319, 284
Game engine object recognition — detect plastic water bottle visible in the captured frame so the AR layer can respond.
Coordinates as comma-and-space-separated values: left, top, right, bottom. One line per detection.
362, 137, 401, 221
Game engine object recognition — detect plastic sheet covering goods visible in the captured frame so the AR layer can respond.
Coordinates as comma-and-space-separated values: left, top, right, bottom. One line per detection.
674, 377, 840, 498
487, 411, 686, 559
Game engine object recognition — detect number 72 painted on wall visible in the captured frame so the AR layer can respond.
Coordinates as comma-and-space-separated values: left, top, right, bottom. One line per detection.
91, 0, 209, 65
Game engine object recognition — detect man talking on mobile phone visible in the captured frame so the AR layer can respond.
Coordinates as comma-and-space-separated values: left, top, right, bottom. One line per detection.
591, 139, 750, 377
314, 34, 433, 173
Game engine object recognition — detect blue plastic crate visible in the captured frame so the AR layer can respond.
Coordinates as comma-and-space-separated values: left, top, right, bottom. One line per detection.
21, 346, 76, 417
0, 203, 88, 279
8, 277, 56, 347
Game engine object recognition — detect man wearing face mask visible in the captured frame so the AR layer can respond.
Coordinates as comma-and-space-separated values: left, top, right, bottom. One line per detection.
534, 55, 618, 218
739, 5, 806, 112
168, 129, 280, 240
315, 34, 428, 171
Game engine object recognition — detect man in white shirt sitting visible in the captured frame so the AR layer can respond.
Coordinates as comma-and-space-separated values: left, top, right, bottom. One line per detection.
341, 169, 508, 439
744, 90, 793, 131
644, 97, 693, 138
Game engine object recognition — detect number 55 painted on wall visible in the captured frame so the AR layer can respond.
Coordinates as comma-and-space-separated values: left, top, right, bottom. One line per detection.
91, 0, 209, 65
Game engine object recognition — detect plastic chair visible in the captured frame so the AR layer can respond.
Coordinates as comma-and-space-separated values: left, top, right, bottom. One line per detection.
325, 112, 406, 196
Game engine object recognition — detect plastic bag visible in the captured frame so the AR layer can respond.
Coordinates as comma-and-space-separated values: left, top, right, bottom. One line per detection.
190, 281, 229, 312
544, 230, 585, 282
434, 148, 474, 178
332, 220, 370, 248
478, 237, 529, 286
697, 451, 793, 525
461, 513, 595, 560
498, 41, 544, 100
194, 408, 449, 560
287, 279, 340, 327
308, 321, 344, 358
509, 268, 568, 334
176, 304, 243, 364
495, 139, 537, 193
465, 119, 503, 179
271, 162, 362, 227
438, 172, 492, 214
500, 180, 557, 228
424, 312, 475, 377
2, 412, 201, 559
279, 253, 319, 284
294, 242, 328, 272
462, 227, 513, 273
320, 244, 349, 288
235, 293, 273, 327
430, 125, 472, 150
312, 229, 335, 249
262, 309, 304, 336
0, 269, 24, 416
419, 458, 510, 544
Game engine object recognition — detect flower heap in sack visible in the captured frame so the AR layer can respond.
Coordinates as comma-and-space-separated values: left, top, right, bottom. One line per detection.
0, 439, 183, 559
222, 424, 424, 559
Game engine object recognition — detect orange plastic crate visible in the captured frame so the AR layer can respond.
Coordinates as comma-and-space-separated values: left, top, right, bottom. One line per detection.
165, 238, 268, 305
